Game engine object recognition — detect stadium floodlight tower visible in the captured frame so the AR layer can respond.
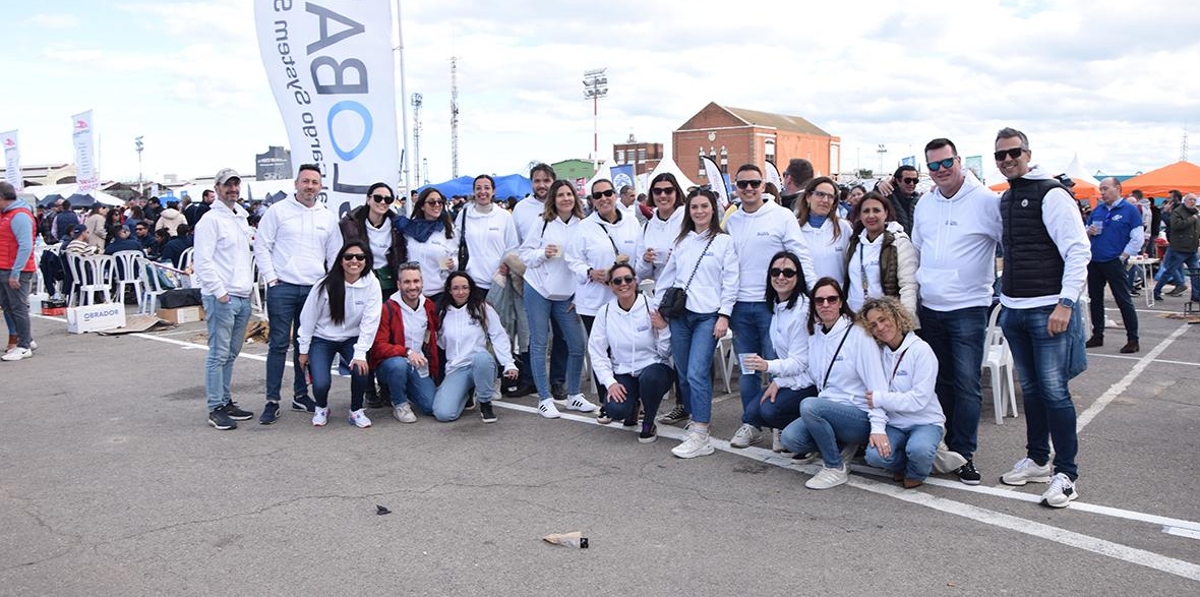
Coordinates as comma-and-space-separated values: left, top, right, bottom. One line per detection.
583, 68, 608, 170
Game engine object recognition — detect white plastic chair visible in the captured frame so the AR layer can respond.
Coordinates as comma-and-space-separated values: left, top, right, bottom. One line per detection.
713, 328, 735, 394
65, 253, 114, 307
982, 305, 1018, 424
178, 247, 195, 288
140, 260, 172, 314
110, 251, 146, 311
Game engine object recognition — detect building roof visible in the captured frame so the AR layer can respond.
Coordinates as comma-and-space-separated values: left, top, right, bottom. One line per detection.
722, 105, 831, 137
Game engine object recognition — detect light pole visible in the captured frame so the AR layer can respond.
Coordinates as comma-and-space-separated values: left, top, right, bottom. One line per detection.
876, 143, 887, 177
135, 136, 144, 195
583, 68, 608, 170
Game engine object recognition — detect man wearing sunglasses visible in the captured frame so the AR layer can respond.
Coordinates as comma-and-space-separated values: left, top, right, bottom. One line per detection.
911, 138, 1002, 485
993, 127, 1090, 509
885, 165, 921, 236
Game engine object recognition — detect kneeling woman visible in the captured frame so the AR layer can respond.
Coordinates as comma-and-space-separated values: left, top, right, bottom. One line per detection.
778, 277, 887, 489
297, 241, 383, 428
859, 297, 945, 488
432, 272, 518, 423
587, 263, 674, 443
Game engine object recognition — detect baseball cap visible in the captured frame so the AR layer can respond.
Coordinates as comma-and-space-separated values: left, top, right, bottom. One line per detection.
72, 224, 87, 235
215, 168, 241, 186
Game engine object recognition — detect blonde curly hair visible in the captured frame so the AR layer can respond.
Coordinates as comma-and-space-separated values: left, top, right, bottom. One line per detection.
856, 296, 915, 344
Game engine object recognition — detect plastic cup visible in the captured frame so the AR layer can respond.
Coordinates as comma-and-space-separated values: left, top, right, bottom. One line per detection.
738, 353, 756, 375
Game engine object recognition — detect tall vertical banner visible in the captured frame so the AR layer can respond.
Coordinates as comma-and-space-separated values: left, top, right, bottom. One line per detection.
254, 0, 400, 217
1, 130, 21, 191
72, 110, 99, 192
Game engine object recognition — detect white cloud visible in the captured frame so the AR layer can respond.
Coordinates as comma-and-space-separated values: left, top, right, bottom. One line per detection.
26, 13, 80, 29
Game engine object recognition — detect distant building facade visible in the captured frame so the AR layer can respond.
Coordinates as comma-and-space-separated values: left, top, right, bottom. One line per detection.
612, 136, 663, 176
256, 146, 293, 181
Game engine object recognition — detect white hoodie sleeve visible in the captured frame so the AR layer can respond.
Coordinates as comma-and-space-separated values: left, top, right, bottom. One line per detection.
296, 283, 325, 355
485, 305, 516, 371
352, 277, 383, 361
634, 225, 653, 280
564, 226, 593, 283
782, 212, 818, 287
852, 328, 890, 434
1042, 188, 1091, 301
718, 235, 739, 316
588, 304, 617, 389
873, 341, 939, 423
518, 221, 548, 268
254, 207, 280, 283
192, 217, 225, 298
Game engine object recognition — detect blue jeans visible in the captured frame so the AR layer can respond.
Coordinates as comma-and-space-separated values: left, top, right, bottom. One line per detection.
1088, 258, 1139, 342
865, 424, 944, 481
266, 282, 312, 402
780, 398, 870, 468
308, 336, 368, 411
432, 351, 497, 421
604, 364, 674, 423
1153, 248, 1200, 300
758, 385, 818, 430
1000, 305, 1079, 480
918, 305, 987, 459
376, 356, 436, 415
669, 310, 718, 424
202, 294, 252, 411
522, 285, 584, 400
731, 301, 776, 427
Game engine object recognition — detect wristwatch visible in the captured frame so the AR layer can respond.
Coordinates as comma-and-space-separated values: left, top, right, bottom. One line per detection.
1058, 298, 1075, 309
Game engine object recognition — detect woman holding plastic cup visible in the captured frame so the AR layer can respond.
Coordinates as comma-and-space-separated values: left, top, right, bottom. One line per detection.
742, 251, 819, 452
652, 187, 739, 459
399, 188, 457, 304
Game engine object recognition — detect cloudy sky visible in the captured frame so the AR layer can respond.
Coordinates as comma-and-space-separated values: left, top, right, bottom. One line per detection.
4, 0, 1199, 187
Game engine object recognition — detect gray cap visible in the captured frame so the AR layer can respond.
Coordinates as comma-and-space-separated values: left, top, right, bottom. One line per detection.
215, 168, 241, 186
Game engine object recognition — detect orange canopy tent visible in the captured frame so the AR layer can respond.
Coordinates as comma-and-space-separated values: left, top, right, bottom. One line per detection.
1118, 161, 1200, 197
989, 177, 1100, 205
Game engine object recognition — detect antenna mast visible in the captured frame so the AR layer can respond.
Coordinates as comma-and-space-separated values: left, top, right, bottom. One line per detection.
411, 93, 423, 187
450, 57, 460, 178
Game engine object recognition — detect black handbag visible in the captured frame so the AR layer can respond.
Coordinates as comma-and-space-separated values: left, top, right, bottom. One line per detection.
658, 234, 716, 319
456, 209, 470, 271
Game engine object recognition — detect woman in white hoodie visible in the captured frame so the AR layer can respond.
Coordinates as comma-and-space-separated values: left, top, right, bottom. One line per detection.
519, 180, 594, 418
844, 192, 918, 319
297, 240, 383, 428
155, 201, 185, 237
456, 174, 519, 294
797, 177, 852, 287
399, 188, 458, 302
778, 277, 888, 490
858, 297, 945, 489
432, 271, 518, 423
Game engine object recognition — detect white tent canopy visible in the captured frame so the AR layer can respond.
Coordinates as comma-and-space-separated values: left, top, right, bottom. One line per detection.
1063, 154, 1100, 187
25, 183, 123, 207
646, 158, 697, 190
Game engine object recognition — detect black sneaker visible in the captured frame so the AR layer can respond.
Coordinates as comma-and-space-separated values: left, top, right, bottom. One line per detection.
551, 381, 567, 402
638, 423, 657, 443
479, 401, 497, 423
657, 404, 688, 425
209, 406, 237, 430
464, 395, 477, 411
365, 385, 386, 409
956, 459, 982, 485
502, 381, 537, 398
291, 395, 317, 412
224, 401, 253, 421
259, 401, 281, 425
596, 406, 612, 424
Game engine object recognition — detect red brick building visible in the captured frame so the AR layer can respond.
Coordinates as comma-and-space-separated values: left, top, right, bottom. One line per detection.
673, 103, 840, 184
612, 136, 663, 176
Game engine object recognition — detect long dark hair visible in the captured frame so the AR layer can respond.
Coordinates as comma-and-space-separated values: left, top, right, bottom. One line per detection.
438, 271, 489, 332
796, 176, 845, 242
764, 251, 805, 309
648, 172, 685, 211
414, 187, 454, 238
806, 276, 854, 335
676, 187, 725, 244
320, 240, 374, 325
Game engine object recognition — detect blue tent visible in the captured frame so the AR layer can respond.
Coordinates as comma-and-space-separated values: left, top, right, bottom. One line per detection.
418, 173, 532, 199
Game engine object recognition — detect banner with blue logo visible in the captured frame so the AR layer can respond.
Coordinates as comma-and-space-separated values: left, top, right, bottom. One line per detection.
610, 164, 635, 193
255, 0, 400, 216
901, 156, 916, 168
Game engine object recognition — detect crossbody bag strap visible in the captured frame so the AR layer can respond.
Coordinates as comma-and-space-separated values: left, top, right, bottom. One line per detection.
681, 234, 717, 293
821, 324, 853, 390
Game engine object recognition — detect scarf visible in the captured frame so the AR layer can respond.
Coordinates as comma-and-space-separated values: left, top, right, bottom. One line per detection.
394, 215, 444, 243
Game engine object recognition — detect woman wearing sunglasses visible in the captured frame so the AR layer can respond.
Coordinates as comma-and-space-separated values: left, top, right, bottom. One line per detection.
797, 176, 852, 288
432, 271, 518, 423
653, 187, 739, 459
399, 187, 457, 303
519, 180, 592, 418
858, 296, 945, 489
587, 262, 673, 443
741, 251, 818, 452
778, 277, 887, 489
297, 240, 383, 428
844, 191, 918, 322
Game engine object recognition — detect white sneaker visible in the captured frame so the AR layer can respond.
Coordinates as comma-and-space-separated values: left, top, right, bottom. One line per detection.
1041, 473, 1079, 508
1000, 457, 1053, 486
565, 393, 598, 413
772, 429, 786, 453
805, 465, 849, 490
348, 409, 372, 428
393, 403, 417, 423
1, 346, 33, 361
312, 406, 329, 427
730, 423, 761, 449
29, 340, 38, 351
839, 443, 859, 467
538, 399, 561, 419
671, 430, 715, 459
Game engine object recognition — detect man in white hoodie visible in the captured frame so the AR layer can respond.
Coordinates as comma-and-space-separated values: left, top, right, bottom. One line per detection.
255, 164, 343, 424
993, 128, 1090, 509
912, 138, 1001, 485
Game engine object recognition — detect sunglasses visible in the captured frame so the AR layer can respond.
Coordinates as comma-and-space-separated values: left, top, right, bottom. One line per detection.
901, 177, 919, 185
735, 179, 763, 190
813, 295, 840, 305
769, 268, 798, 279
651, 187, 675, 196
342, 254, 368, 262
994, 148, 1024, 161
609, 275, 636, 286
927, 158, 956, 172
809, 190, 836, 201
592, 189, 616, 200
371, 194, 393, 203
423, 199, 445, 206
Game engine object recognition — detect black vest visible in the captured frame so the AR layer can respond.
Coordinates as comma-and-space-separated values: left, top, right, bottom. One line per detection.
1001, 178, 1068, 298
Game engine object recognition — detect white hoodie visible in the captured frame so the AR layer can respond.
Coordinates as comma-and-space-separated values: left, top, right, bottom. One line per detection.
912, 170, 1002, 311
764, 296, 813, 390
438, 302, 516, 374
869, 332, 946, 433
801, 217, 853, 287
588, 294, 671, 389
254, 196, 342, 286
652, 230, 739, 316
633, 206, 685, 282
519, 216, 579, 301
406, 228, 459, 298
846, 229, 918, 318
512, 196, 547, 245
566, 210, 641, 316
193, 199, 254, 299
456, 204, 518, 290
725, 200, 815, 302
297, 272, 383, 361
810, 315, 887, 430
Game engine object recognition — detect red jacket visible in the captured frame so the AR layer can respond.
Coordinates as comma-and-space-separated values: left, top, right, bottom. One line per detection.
0, 204, 36, 273
370, 297, 441, 381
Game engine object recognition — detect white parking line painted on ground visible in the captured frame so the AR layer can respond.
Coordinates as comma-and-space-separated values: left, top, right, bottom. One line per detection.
1165, 527, 1200, 541
1087, 352, 1200, 367
1077, 323, 1192, 432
